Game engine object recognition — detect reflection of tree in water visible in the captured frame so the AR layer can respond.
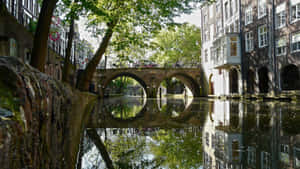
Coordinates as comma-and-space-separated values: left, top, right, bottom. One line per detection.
104, 98, 144, 119
80, 128, 166, 169
160, 99, 186, 117
150, 129, 203, 169
282, 110, 300, 135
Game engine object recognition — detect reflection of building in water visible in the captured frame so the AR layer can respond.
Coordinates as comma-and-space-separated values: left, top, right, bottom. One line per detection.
203, 101, 300, 169
203, 100, 243, 169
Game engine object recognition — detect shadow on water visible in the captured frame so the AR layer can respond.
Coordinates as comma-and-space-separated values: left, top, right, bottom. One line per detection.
77, 98, 300, 169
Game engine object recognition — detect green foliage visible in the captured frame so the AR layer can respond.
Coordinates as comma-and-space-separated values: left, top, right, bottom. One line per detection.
150, 24, 201, 66
107, 77, 137, 93
109, 103, 143, 119
103, 130, 149, 168
28, 20, 38, 34
81, 0, 203, 57
150, 129, 203, 169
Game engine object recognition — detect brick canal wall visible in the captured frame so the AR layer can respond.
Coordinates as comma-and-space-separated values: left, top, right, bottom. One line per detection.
0, 56, 97, 169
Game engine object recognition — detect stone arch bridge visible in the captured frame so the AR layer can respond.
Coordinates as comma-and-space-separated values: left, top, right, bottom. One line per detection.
94, 68, 208, 98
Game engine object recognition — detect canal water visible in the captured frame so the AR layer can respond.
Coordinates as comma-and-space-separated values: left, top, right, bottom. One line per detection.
79, 97, 300, 169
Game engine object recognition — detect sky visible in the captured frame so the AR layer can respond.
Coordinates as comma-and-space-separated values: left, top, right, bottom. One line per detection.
78, 9, 201, 51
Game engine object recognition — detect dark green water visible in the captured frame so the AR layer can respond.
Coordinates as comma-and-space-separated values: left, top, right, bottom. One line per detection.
79, 97, 300, 169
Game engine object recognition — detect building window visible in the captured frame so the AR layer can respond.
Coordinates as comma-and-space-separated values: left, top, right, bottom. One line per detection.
275, 3, 286, 29
225, 2, 229, 19
248, 146, 256, 166
276, 37, 287, 56
229, 0, 233, 17
204, 49, 208, 62
209, 5, 214, 19
235, 0, 238, 12
276, 11, 286, 29
205, 132, 209, 146
203, 13, 208, 25
294, 147, 300, 168
291, 1, 300, 23
261, 151, 271, 169
258, 0, 267, 19
211, 134, 215, 148
204, 31, 210, 42
291, 32, 300, 53
258, 25, 268, 48
230, 37, 238, 56
245, 31, 254, 52
216, 20, 222, 36
216, 3, 220, 13
232, 140, 239, 160
245, 6, 253, 25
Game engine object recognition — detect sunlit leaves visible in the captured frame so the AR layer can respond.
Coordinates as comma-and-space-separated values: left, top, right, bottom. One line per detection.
150, 24, 201, 66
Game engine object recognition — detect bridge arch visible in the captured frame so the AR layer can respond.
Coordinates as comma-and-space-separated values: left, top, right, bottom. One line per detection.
158, 73, 201, 97
100, 72, 148, 97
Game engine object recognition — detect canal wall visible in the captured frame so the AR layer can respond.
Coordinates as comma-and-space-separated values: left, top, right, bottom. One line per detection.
0, 56, 97, 169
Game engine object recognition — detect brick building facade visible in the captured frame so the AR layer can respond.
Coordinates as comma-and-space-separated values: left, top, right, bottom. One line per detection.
200, 0, 300, 96
0, 0, 93, 80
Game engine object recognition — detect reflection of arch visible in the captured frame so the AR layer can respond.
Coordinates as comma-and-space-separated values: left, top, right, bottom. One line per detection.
258, 67, 269, 93
229, 68, 239, 93
102, 72, 147, 97
208, 74, 214, 95
281, 64, 300, 90
159, 73, 201, 97
247, 69, 255, 94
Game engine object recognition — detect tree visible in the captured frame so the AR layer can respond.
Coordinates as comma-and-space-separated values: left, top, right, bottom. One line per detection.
61, 0, 84, 83
76, 0, 203, 91
30, 0, 58, 72
150, 24, 201, 67
86, 129, 115, 169
150, 129, 203, 169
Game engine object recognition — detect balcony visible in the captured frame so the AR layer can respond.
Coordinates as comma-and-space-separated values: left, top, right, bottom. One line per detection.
212, 33, 241, 69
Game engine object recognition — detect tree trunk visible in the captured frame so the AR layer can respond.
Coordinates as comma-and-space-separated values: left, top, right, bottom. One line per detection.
86, 129, 115, 169
77, 24, 115, 91
30, 0, 58, 72
62, 19, 75, 83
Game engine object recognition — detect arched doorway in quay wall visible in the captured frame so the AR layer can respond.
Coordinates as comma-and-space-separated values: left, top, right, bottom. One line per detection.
258, 67, 269, 93
247, 69, 256, 94
281, 64, 300, 90
229, 68, 239, 94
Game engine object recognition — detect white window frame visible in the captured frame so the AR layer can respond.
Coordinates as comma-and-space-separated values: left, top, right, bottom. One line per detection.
276, 11, 286, 29
245, 6, 253, 25
225, 2, 229, 20
258, 0, 267, 19
276, 37, 287, 56
216, 2, 220, 14
245, 31, 254, 52
216, 20, 222, 36
291, 32, 300, 53
230, 36, 238, 56
290, 1, 300, 23
258, 25, 268, 48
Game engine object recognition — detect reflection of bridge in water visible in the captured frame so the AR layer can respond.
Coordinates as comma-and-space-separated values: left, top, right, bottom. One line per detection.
87, 98, 208, 128
93, 68, 208, 98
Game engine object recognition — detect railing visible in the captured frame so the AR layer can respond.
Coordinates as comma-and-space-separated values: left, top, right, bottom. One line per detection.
99, 63, 202, 69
